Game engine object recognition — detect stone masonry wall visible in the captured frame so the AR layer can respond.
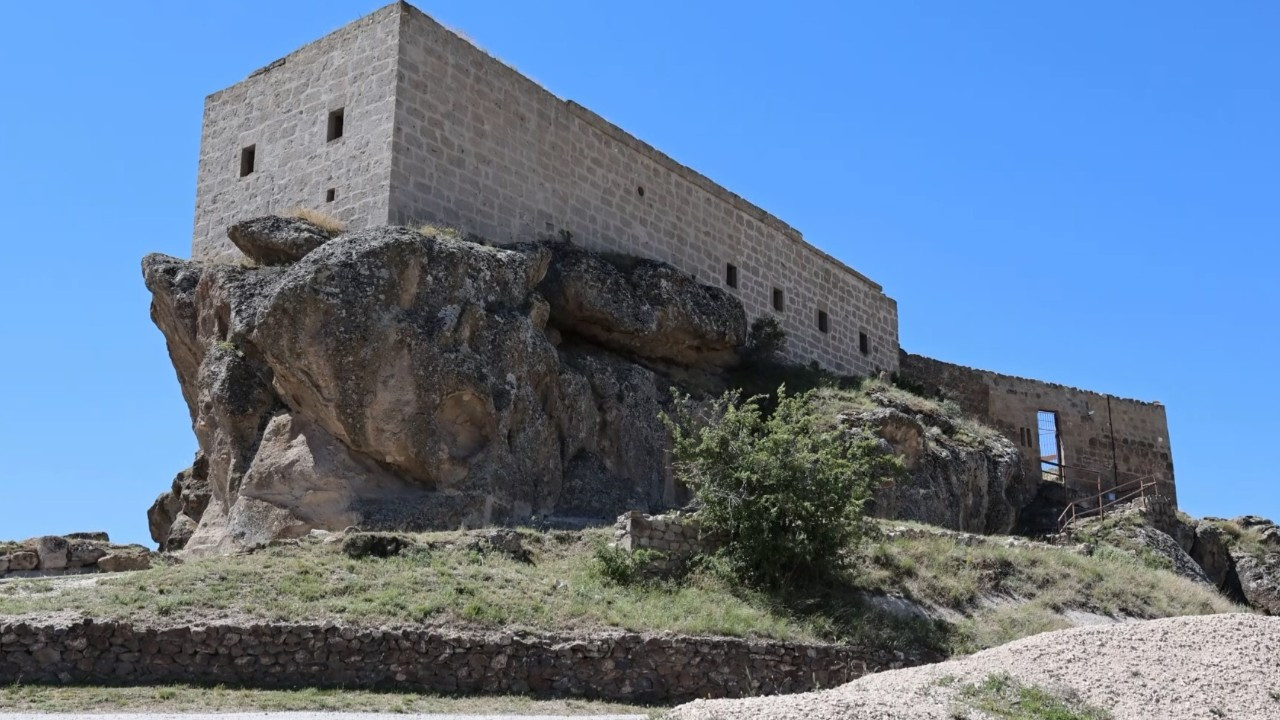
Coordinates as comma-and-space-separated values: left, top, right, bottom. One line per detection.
0, 620, 933, 703
899, 351, 1177, 505
192, 5, 402, 263
390, 4, 898, 375
192, 3, 898, 375
614, 511, 717, 570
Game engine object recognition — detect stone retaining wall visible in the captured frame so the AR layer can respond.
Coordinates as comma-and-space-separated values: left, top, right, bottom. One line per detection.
0, 620, 934, 703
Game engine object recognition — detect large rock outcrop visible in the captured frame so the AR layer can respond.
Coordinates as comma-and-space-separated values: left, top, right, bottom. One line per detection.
144, 223, 742, 553
847, 392, 1033, 535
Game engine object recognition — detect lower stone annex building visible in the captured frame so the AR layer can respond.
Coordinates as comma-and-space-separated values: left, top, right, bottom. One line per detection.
191, 2, 1176, 506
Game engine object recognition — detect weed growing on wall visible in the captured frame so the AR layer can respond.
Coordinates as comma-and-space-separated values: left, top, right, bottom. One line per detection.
663, 386, 903, 588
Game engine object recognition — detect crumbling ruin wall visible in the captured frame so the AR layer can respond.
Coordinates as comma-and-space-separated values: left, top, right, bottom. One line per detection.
898, 351, 1176, 505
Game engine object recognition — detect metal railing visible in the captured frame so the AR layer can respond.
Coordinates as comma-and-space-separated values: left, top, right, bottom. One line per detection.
1056, 473, 1162, 530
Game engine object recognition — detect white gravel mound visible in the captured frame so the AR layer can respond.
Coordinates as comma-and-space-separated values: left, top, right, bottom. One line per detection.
668, 613, 1280, 720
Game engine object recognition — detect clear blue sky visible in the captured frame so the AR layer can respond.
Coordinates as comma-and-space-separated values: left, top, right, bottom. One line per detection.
1, 2, 1276, 546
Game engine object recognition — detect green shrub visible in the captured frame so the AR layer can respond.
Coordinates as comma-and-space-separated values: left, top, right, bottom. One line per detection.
663, 386, 903, 588
744, 316, 787, 362
589, 544, 667, 586
731, 318, 863, 400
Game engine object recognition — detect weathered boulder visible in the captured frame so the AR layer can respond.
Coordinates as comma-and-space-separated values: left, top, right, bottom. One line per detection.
538, 243, 746, 368
66, 542, 108, 569
466, 528, 529, 562
32, 536, 69, 570
0, 556, 7, 573
143, 223, 729, 552
1231, 549, 1280, 615
97, 554, 151, 572
227, 215, 334, 265
851, 405, 1032, 535
1190, 521, 1233, 589
341, 532, 414, 559
8, 552, 38, 571
1108, 517, 1212, 585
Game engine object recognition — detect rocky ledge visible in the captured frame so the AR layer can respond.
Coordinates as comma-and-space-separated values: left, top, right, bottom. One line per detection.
0, 533, 152, 577
143, 218, 746, 554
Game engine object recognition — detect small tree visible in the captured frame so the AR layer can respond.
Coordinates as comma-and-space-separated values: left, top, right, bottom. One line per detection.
664, 386, 902, 588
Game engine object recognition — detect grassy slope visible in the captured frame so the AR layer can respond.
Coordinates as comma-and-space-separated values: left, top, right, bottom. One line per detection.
860, 523, 1236, 651
0, 684, 660, 716
0, 524, 1238, 655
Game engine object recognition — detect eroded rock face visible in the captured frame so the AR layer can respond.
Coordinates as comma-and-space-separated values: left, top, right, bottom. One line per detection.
851, 406, 1032, 535
143, 223, 730, 552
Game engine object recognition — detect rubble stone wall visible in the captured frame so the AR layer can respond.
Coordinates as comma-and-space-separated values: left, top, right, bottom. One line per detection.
614, 511, 716, 569
0, 620, 932, 703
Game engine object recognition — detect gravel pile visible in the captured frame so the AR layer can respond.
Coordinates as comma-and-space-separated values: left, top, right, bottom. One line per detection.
668, 613, 1280, 720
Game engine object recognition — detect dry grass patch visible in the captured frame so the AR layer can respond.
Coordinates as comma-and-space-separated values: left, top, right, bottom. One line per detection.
416, 221, 467, 241
286, 206, 346, 235
0, 683, 659, 716
1208, 518, 1270, 560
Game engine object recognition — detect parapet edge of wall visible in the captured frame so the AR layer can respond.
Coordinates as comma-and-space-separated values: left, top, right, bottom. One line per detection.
203, 2, 404, 103
396, 2, 890, 299
899, 350, 1165, 408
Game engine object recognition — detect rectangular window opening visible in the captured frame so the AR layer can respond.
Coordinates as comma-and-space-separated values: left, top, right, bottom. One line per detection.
725, 263, 738, 289
325, 188, 336, 203
327, 108, 345, 142
239, 145, 256, 177
772, 287, 785, 312
817, 310, 829, 334
858, 331, 869, 355
1038, 410, 1065, 482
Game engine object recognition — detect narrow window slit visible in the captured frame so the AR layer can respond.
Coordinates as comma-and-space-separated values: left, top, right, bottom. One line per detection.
239, 145, 256, 177
327, 108, 345, 141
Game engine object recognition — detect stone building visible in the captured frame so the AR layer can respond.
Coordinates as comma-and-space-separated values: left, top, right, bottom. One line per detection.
193, 2, 897, 377
190, 2, 1177, 507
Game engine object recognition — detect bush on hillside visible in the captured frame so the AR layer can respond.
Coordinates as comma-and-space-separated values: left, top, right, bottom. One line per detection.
663, 386, 903, 588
